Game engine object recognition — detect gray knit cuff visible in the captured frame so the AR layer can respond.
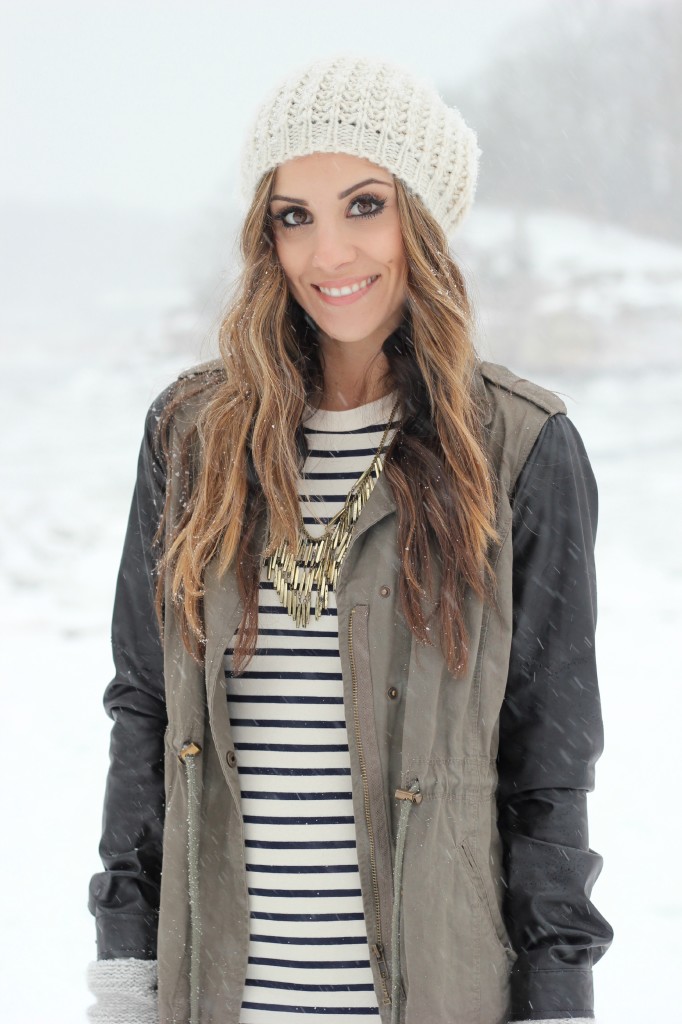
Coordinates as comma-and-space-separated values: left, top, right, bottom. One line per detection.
515, 1019, 595, 1023
86, 959, 158, 1024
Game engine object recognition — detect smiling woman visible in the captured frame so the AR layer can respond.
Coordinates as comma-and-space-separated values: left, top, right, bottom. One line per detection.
269, 153, 407, 409
87, 55, 612, 1024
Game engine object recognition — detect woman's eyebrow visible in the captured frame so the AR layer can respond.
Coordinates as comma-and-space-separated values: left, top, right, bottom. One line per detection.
270, 177, 394, 206
338, 177, 393, 198
270, 193, 307, 205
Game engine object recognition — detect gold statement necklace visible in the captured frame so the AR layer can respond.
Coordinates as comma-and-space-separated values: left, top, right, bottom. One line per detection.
264, 398, 400, 628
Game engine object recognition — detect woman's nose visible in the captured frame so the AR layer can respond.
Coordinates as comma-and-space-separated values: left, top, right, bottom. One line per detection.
310, 223, 356, 272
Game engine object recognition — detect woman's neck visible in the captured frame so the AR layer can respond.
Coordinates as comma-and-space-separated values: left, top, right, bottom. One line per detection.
316, 335, 392, 411
317, 380, 392, 412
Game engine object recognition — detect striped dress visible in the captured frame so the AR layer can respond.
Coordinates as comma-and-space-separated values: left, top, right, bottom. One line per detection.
224, 391, 398, 1024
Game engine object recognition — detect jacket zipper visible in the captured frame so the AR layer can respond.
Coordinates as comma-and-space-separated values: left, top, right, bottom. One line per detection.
348, 606, 392, 1006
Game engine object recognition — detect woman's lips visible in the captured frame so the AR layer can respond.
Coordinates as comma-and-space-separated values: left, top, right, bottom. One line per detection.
312, 275, 379, 306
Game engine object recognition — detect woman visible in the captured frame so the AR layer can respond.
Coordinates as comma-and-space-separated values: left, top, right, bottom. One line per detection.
87, 56, 612, 1024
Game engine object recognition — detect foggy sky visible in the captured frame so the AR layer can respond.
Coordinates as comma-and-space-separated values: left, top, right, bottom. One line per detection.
1, 0, 549, 214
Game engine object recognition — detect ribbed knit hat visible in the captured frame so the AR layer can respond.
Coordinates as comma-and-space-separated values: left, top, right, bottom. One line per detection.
241, 56, 481, 236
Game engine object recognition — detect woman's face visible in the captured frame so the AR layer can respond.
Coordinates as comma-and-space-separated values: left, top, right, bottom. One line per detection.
270, 152, 407, 352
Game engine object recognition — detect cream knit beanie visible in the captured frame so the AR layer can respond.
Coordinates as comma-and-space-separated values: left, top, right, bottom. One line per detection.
241, 55, 481, 236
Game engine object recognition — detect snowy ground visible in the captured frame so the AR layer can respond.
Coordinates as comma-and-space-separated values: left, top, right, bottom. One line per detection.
1, 216, 681, 1021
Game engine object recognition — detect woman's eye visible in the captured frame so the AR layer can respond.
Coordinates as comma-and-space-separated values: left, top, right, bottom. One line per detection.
273, 207, 311, 229
272, 195, 386, 230
349, 195, 386, 218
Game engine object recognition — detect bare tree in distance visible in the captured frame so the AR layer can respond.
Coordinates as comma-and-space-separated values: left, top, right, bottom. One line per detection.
448, 0, 682, 242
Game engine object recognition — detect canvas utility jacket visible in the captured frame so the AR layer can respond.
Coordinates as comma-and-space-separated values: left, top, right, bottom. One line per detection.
89, 361, 613, 1024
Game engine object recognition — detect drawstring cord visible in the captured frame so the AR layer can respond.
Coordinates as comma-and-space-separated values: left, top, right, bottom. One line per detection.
179, 742, 202, 1024
391, 781, 422, 1024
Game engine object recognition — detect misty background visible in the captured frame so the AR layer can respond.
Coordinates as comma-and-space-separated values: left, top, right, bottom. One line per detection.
1, 1, 680, 1021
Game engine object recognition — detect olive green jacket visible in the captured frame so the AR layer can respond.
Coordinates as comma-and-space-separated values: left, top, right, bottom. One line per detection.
97, 361, 611, 1023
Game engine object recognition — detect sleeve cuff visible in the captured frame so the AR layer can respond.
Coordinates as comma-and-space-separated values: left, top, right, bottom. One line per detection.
510, 967, 594, 1020
95, 910, 158, 959
86, 959, 158, 1024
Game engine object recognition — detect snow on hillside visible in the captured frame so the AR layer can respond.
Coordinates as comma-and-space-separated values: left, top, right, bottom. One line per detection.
456, 205, 682, 371
464, 205, 682, 312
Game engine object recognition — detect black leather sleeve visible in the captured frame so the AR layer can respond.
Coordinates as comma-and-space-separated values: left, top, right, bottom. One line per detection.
498, 413, 614, 1020
88, 391, 171, 960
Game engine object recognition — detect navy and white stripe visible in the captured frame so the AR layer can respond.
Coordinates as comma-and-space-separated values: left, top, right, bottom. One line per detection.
225, 392, 398, 1024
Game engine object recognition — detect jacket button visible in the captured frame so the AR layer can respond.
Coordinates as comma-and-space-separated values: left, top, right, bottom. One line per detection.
379, 585, 391, 597
387, 686, 399, 700
226, 750, 238, 768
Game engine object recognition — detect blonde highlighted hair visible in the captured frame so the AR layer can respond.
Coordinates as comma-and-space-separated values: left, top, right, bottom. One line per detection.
155, 171, 497, 676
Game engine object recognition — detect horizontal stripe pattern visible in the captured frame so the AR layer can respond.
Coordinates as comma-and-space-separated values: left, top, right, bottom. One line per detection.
225, 393, 398, 1023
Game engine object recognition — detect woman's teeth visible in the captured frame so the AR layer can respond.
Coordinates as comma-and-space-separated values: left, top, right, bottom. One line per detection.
317, 276, 378, 297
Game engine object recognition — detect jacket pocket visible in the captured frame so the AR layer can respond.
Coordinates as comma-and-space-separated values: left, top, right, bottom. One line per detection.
458, 837, 517, 964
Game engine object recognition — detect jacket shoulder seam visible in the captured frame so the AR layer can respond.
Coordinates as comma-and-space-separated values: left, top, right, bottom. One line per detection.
157, 359, 226, 437
479, 360, 567, 416
176, 357, 224, 381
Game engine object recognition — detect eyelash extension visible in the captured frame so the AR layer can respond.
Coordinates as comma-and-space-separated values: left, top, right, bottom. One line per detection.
349, 192, 387, 219
271, 192, 387, 230
270, 207, 309, 230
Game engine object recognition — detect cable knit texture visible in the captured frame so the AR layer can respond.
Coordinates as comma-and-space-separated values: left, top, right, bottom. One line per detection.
240, 55, 481, 236
86, 959, 158, 1024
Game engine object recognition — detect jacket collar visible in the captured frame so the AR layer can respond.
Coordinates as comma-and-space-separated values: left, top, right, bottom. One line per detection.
356, 469, 396, 534
203, 554, 242, 702
473, 361, 494, 426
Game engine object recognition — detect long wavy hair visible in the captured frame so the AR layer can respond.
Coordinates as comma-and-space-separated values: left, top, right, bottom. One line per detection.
154, 170, 497, 676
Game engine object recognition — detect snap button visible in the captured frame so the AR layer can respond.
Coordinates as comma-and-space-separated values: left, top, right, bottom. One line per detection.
226, 750, 238, 768
379, 585, 391, 598
387, 686, 399, 700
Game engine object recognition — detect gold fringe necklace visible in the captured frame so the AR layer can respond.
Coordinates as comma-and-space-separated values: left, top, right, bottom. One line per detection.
264, 399, 400, 627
